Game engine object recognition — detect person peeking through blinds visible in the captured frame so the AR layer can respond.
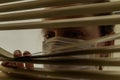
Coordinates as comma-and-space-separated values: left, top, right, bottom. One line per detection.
1, 0, 115, 72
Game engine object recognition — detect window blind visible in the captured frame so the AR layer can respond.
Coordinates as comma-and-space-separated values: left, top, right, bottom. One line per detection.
0, 0, 120, 80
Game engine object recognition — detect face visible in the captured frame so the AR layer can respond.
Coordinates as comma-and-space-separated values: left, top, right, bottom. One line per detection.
42, 1, 114, 58
42, 26, 105, 70
42, 26, 114, 70
42, 1, 113, 70
43, 26, 101, 40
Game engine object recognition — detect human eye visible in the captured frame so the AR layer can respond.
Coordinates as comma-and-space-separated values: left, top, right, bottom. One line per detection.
44, 31, 55, 39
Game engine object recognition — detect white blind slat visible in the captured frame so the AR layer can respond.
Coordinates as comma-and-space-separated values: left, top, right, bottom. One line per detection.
0, 14, 119, 30
0, 1, 120, 21
0, 0, 108, 12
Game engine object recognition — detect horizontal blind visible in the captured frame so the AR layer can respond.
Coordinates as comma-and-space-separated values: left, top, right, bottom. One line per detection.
0, 0, 120, 80
0, 0, 19, 3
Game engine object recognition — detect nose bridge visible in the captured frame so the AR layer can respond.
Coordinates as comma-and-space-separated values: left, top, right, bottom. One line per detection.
54, 29, 63, 37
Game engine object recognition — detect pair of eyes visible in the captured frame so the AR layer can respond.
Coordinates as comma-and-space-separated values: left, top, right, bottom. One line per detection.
44, 31, 86, 39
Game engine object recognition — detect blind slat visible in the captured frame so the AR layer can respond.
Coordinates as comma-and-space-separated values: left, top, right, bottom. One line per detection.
0, 14, 119, 30
15, 45, 120, 58
0, 0, 108, 12
0, 0, 19, 3
0, 47, 13, 58
0, 72, 43, 80
1, 66, 120, 80
2, 57, 120, 67
0, 1, 120, 21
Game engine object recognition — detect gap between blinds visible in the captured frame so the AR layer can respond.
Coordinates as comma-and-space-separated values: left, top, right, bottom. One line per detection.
0, 0, 120, 80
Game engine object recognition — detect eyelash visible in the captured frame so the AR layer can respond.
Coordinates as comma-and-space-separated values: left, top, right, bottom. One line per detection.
44, 32, 55, 39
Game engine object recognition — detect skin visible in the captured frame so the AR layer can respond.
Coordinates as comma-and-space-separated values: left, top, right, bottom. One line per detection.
2, 50, 34, 70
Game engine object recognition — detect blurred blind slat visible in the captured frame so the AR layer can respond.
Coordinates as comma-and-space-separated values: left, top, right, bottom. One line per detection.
0, 0, 20, 3
0, 1, 120, 21
1, 65, 120, 80
2, 57, 120, 67
0, 0, 111, 12
0, 14, 119, 30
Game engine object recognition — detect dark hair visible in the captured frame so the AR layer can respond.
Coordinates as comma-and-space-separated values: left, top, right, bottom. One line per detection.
100, 25, 114, 36
94, 0, 114, 36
